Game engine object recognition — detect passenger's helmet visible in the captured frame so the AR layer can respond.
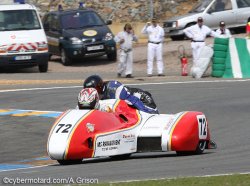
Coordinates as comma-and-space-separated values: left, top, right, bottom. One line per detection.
78, 88, 100, 109
83, 75, 104, 95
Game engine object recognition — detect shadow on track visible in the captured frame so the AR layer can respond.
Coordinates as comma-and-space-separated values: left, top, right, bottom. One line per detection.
51, 151, 215, 166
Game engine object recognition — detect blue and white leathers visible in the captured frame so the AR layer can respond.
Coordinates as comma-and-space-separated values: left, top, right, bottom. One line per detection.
102, 81, 158, 114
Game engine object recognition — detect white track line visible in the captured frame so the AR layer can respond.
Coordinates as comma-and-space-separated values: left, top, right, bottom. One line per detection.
1, 79, 250, 93
229, 39, 242, 78
0, 109, 62, 113
0, 86, 81, 93
0, 164, 56, 173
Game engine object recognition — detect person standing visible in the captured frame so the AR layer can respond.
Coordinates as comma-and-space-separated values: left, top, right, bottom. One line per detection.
215, 21, 232, 38
114, 23, 138, 78
141, 17, 165, 77
183, 17, 218, 68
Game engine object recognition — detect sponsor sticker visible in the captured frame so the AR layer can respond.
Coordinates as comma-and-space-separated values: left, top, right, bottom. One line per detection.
86, 123, 95, 133
123, 134, 136, 143
83, 30, 97, 36
122, 134, 135, 139
97, 139, 121, 147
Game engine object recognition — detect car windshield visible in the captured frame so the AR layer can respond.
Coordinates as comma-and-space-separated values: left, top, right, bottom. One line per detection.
189, 0, 213, 13
0, 10, 41, 31
61, 11, 105, 30
237, 0, 250, 8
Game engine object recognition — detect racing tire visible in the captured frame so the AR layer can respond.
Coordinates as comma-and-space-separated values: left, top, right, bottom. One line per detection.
212, 64, 226, 71
213, 57, 226, 64
214, 38, 229, 45
213, 51, 227, 58
38, 63, 48, 73
107, 52, 117, 61
213, 44, 228, 52
176, 140, 207, 156
61, 48, 72, 66
110, 154, 131, 160
212, 70, 224, 77
57, 159, 82, 165
195, 140, 207, 154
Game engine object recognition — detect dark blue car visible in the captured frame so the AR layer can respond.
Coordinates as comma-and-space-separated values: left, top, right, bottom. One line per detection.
42, 7, 117, 66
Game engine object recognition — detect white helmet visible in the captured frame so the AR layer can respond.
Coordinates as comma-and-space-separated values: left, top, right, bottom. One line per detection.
78, 88, 100, 109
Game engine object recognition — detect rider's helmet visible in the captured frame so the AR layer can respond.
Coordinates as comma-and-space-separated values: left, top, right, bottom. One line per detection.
78, 88, 100, 109
83, 75, 104, 96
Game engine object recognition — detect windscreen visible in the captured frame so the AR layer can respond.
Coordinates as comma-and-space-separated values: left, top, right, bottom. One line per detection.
237, 0, 250, 8
61, 11, 105, 29
189, 0, 213, 13
0, 9, 41, 31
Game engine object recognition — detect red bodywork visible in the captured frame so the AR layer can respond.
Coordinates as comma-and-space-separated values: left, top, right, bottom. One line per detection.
64, 100, 139, 159
170, 112, 210, 151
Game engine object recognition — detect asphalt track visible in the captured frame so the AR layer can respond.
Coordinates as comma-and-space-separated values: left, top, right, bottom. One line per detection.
0, 79, 250, 184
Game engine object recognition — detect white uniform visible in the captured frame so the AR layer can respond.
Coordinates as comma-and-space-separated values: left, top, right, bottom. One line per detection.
141, 24, 165, 75
114, 31, 138, 76
183, 24, 217, 67
215, 28, 232, 38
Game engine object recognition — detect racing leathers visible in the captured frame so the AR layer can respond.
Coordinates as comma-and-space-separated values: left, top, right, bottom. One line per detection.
101, 81, 159, 114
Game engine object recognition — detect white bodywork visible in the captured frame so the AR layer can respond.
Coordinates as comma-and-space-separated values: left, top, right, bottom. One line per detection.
47, 99, 201, 159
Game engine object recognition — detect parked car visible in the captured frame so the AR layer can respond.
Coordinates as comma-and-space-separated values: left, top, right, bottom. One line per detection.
163, 0, 250, 40
42, 6, 117, 66
0, 1, 49, 72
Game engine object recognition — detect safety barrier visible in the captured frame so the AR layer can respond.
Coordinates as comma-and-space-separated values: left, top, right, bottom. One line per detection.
212, 38, 250, 78
212, 38, 229, 77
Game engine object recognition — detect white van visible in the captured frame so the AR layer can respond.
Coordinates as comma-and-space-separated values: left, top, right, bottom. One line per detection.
0, 2, 49, 72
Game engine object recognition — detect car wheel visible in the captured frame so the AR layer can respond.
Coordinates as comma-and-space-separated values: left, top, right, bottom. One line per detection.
57, 159, 82, 165
38, 63, 48, 73
61, 48, 72, 66
176, 140, 207, 156
107, 52, 117, 61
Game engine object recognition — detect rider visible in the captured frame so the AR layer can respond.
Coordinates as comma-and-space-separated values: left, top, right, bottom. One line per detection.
82, 75, 159, 114
77, 88, 100, 110
77, 87, 113, 112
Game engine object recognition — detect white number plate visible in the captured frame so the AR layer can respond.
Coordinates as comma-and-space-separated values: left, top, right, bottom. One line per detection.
197, 115, 208, 140
87, 45, 104, 51
15, 55, 32, 60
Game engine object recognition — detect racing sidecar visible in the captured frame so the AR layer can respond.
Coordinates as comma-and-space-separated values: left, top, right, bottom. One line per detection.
47, 99, 216, 165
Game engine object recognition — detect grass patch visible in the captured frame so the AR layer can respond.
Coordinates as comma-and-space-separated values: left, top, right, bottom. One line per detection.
94, 174, 250, 186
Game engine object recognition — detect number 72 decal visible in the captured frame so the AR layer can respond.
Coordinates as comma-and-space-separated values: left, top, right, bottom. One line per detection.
197, 115, 208, 139
55, 124, 73, 133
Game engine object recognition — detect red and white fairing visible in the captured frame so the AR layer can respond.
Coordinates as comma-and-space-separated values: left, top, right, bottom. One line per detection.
47, 99, 212, 162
